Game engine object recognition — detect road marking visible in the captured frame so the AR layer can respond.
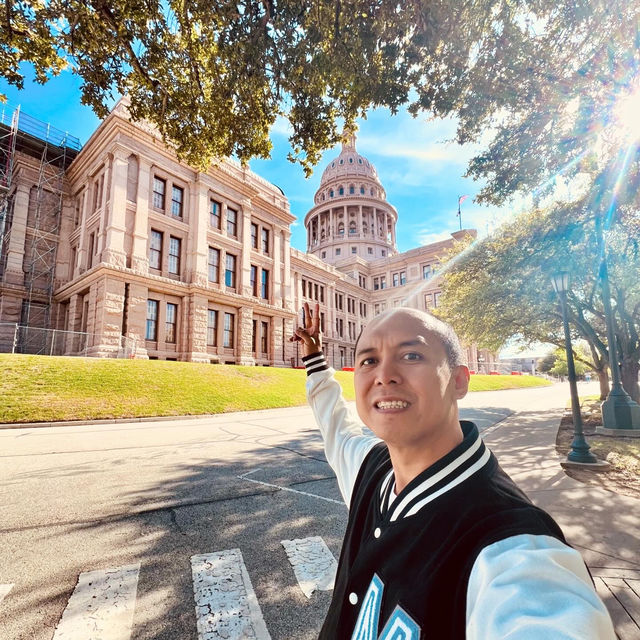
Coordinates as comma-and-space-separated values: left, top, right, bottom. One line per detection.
191, 549, 271, 640
52, 563, 140, 640
0, 584, 13, 604
281, 537, 337, 598
238, 469, 345, 506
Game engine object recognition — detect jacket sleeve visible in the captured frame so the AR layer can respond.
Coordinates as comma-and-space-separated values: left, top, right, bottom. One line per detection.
303, 352, 380, 505
466, 534, 616, 639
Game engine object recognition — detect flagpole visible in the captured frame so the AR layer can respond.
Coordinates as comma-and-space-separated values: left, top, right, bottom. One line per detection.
457, 196, 462, 230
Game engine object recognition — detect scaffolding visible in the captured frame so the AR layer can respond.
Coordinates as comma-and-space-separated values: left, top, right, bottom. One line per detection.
0, 104, 19, 271
0, 104, 81, 331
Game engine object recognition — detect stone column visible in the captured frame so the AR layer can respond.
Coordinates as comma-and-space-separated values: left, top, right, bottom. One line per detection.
282, 230, 292, 310
272, 228, 281, 307
125, 281, 149, 358
190, 180, 209, 287
63, 293, 82, 354
88, 277, 126, 357
330, 208, 334, 238
237, 306, 255, 365
4, 183, 30, 285
240, 199, 252, 296
102, 149, 128, 268
359, 205, 363, 238
131, 157, 150, 273
271, 316, 286, 367
77, 186, 90, 273
187, 293, 210, 362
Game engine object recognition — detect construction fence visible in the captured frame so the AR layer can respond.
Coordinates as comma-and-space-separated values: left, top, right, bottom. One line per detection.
0, 323, 137, 358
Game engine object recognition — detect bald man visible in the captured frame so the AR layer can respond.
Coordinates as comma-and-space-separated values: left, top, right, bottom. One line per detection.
291, 303, 614, 640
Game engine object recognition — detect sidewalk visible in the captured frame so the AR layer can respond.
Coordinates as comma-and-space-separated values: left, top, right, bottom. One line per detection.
483, 408, 640, 640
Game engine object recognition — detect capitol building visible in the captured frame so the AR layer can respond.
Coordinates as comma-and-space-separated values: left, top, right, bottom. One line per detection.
0, 99, 493, 370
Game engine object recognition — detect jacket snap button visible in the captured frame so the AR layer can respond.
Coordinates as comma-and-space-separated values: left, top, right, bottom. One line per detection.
349, 592, 358, 605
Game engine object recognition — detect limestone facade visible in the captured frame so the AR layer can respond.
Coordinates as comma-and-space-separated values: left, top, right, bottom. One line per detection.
0, 101, 494, 370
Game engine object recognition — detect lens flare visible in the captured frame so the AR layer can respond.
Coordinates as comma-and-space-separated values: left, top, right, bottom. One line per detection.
613, 86, 640, 141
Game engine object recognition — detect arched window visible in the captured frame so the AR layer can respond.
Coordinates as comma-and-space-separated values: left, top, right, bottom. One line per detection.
338, 223, 345, 235
349, 184, 355, 194
339, 159, 344, 164
358, 158, 363, 164
349, 157, 353, 163
330, 189, 334, 198
360, 185, 365, 194
349, 221, 357, 235
370, 188, 375, 196
339, 186, 344, 195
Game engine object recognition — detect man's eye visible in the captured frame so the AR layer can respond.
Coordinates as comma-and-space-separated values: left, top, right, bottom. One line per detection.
403, 352, 422, 361
360, 357, 376, 366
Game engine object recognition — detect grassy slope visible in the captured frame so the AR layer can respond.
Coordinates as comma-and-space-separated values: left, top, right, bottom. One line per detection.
1, 354, 551, 423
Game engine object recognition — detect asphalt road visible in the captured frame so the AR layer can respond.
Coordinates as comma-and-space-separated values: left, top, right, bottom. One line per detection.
0, 381, 598, 640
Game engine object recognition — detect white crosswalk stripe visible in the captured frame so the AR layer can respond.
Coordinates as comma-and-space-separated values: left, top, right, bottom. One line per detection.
191, 549, 271, 640
281, 536, 338, 598
0, 584, 13, 604
51, 564, 140, 640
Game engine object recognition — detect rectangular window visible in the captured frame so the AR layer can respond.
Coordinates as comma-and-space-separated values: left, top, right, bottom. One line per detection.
251, 223, 258, 249
373, 277, 379, 291
250, 265, 258, 296
210, 199, 221, 229
434, 291, 442, 308
171, 185, 184, 218
261, 321, 268, 354
261, 268, 269, 300
227, 207, 238, 237
320, 312, 325, 332
314, 283, 318, 301
149, 230, 162, 270
225, 253, 236, 287
153, 177, 166, 210
336, 248, 341, 256
88, 232, 95, 268
252, 319, 257, 352
301, 278, 307, 298
165, 302, 177, 343
208, 247, 219, 283
320, 286, 325, 303
207, 309, 218, 346
393, 273, 399, 287
351, 246, 357, 254
400, 271, 406, 285
223, 312, 235, 348
168, 236, 181, 274
425, 293, 434, 309
261, 228, 269, 254
423, 264, 432, 279
380, 276, 387, 289
146, 299, 158, 340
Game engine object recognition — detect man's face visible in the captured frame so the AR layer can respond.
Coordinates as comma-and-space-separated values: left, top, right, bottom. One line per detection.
354, 312, 469, 449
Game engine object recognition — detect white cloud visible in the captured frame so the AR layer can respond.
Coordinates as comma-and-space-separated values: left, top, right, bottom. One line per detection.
415, 229, 453, 245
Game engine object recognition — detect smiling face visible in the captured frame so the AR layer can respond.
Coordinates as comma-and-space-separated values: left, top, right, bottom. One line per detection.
354, 310, 470, 454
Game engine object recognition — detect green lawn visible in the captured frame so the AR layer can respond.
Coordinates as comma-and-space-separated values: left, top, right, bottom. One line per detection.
0, 354, 551, 424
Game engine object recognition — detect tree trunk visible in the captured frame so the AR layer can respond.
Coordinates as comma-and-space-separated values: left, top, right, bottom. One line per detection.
621, 358, 640, 403
597, 368, 610, 400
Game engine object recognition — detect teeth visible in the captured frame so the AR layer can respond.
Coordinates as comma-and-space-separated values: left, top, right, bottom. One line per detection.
376, 400, 409, 410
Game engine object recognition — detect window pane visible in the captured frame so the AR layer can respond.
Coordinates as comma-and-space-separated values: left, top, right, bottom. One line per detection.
261, 228, 269, 253
146, 300, 158, 340
171, 186, 183, 217
210, 200, 221, 228
208, 247, 219, 282
225, 254, 236, 287
207, 309, 217, 346
227, 208, 237, 236
169, 236, 180, 274
153, 177, 165, 209
223, 312, 234, 347
251, 223, 258, 249
261, 269, 268, 299
166, 302, 177, 343
149, 230, 162, 269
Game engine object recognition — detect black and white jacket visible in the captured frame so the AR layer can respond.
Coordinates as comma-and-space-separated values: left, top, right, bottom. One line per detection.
303, 352, 615, 640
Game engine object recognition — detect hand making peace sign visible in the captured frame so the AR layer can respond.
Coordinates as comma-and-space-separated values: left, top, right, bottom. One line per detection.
289, 302, 322, 357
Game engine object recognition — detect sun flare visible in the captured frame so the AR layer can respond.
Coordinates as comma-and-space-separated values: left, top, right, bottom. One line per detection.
613, 85, 640, 141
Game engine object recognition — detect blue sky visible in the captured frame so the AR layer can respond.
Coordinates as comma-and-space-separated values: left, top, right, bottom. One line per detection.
1, 67, 519, 255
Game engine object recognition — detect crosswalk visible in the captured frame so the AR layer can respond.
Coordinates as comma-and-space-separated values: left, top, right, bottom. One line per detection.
1, 537, 338, 640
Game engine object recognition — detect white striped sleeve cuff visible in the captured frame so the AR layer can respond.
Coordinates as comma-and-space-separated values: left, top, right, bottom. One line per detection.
301, 352, 329, 376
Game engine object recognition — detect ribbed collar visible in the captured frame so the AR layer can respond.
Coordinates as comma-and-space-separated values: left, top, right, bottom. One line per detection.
379, 421, 491, 522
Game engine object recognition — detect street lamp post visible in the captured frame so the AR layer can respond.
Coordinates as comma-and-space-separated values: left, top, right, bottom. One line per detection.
551, 271, 598, 464
595, 221, 640, 432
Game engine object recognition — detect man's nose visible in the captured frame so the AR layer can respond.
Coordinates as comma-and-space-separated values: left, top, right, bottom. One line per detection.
375, 360, 401, 385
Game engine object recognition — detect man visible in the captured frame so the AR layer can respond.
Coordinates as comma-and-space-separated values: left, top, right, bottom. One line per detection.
291, 303, 615, 639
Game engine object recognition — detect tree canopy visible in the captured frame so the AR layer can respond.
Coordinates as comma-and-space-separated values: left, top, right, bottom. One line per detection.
3, 1, 639, 177
437, 200, 640, 401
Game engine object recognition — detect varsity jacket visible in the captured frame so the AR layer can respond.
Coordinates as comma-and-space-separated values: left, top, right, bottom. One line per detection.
302, 352, 615, 640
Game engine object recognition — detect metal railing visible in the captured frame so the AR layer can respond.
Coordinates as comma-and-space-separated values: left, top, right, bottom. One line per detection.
0, 323, 137, 358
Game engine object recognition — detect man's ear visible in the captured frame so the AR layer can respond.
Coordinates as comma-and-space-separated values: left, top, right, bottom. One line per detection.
451, 365, 470, 399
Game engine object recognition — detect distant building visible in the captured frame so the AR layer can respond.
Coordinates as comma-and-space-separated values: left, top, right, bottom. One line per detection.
0, 99, 494, 370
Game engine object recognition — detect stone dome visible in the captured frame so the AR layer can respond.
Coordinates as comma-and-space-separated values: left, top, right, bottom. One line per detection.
319, 132, 381, 187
